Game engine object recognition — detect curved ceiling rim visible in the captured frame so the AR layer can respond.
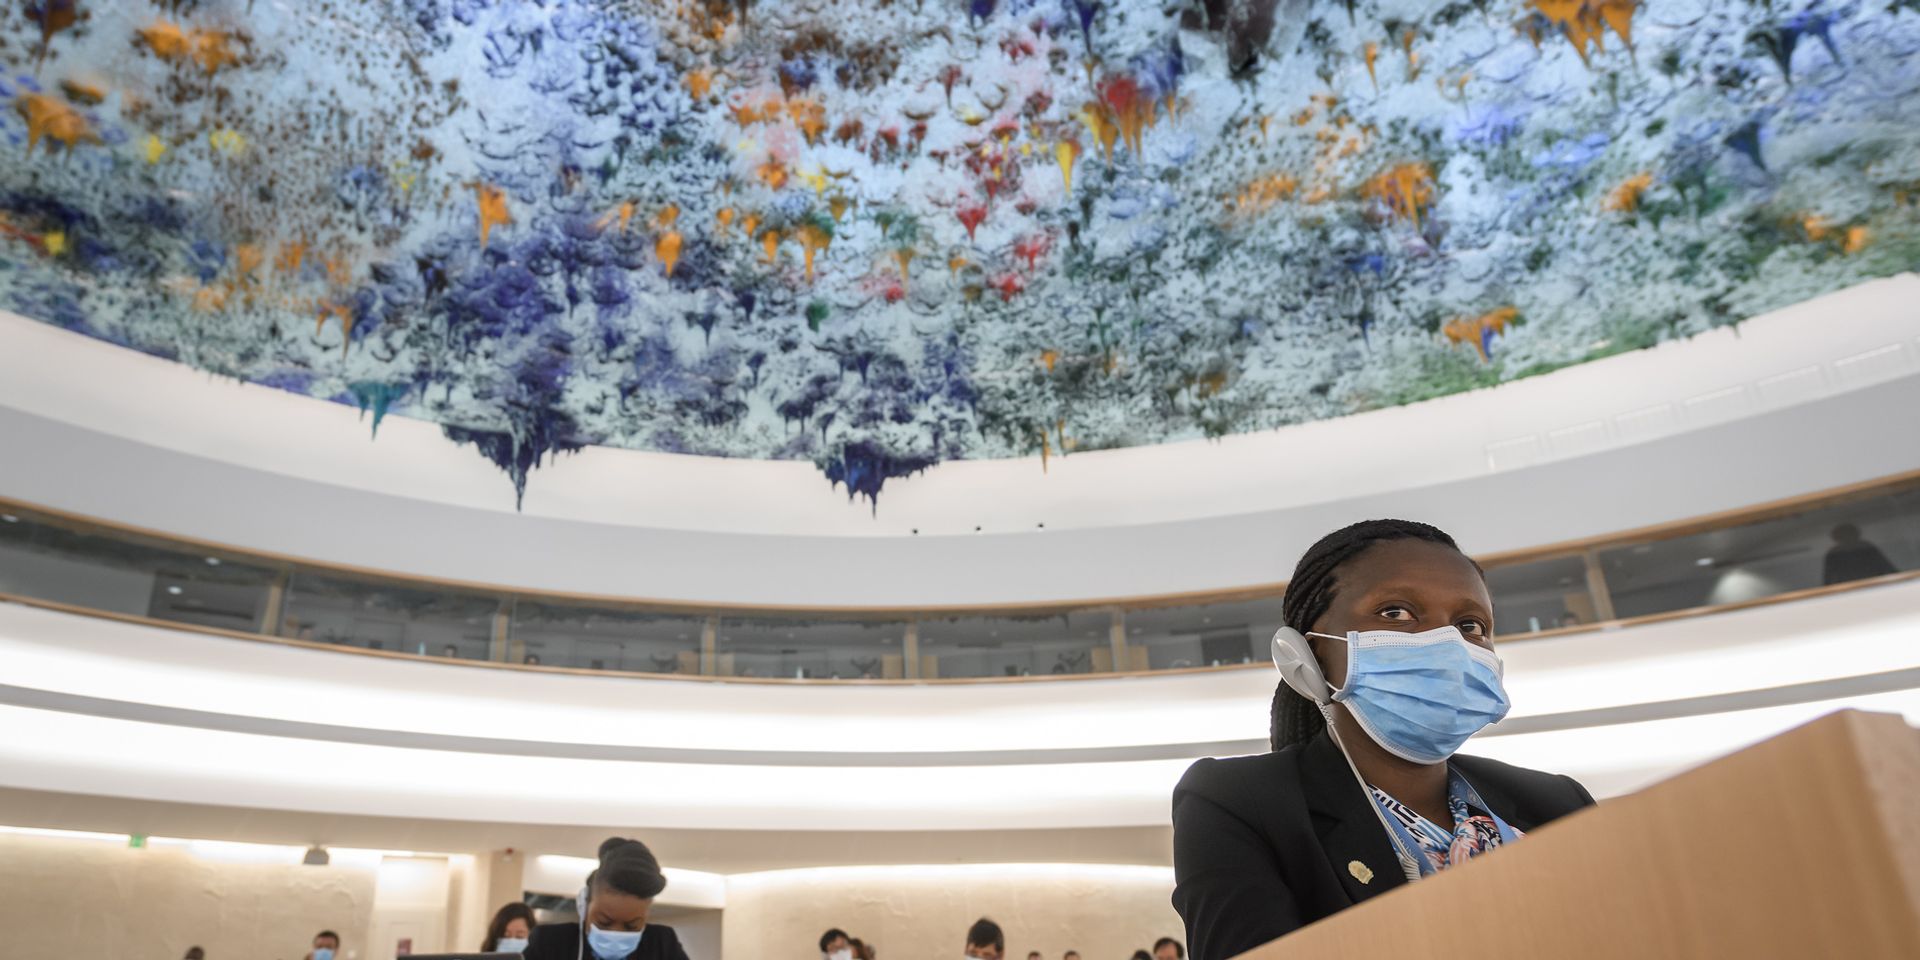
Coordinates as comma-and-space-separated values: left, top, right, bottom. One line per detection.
1, 274, 1917, 543
6, 470, 1918, 621
4, 666, 1918, 768
7, 374, 1920, 607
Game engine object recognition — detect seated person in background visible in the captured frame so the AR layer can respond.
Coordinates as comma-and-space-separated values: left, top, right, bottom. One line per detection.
305, 931, 340, 960
963, 918, 1004, 960
524, 837, 689, 960
1153, 939, 1185, 960
1027, 952, 1042, 960
1063, 952, 1080, 960
1824, 523, 1897, 585
483, 902, 537, 953
1172, 520, 1595, 960
183, 948, 205, 960
1130, 951, 1152, 960
849, 936, 875, 960
819, 928, 852, 960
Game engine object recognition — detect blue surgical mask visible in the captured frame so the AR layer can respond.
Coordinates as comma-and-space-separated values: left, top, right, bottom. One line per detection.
495, 937, 528, 953
313, 950, 335, 960
1310, 625, 1510, 764
586, 924, 643, 960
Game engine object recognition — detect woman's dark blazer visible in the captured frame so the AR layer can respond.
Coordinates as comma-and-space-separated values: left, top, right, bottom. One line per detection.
1172, 731, 1596, 960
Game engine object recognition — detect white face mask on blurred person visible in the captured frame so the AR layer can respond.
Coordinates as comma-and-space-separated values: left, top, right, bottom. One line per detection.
827, 951, 852, 960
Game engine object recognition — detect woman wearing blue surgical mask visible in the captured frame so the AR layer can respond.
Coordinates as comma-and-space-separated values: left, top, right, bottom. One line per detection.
482, 902, 536, 954
1171, 520, 1595, 960
523, 837, 689, 960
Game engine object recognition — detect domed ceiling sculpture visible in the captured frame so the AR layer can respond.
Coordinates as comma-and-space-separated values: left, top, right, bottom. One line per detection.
2, 0, 1916, 506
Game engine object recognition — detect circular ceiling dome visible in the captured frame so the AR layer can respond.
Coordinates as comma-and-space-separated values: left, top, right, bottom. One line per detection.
3, 0, 1916, 506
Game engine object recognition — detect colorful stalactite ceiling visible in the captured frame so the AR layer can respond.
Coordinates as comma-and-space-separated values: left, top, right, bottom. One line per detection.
2, 1, 1918, 508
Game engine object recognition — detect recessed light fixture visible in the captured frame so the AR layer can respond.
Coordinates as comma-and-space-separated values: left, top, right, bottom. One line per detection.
204, 557, 222, 566
166, 586, 184, 596
0, 514, 17, 523
1695, 557, 1715, 567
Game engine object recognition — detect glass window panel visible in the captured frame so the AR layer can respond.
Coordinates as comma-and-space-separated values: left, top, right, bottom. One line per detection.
1123, 596, 1287, 670
511, 601, 704, 674
279, 571, 497, 659
1483, 554, 1594, 635
716, 617, 905, 680
1599, 487, 1920, 619
0, 510, 277, 630
916, 611, 1108, 678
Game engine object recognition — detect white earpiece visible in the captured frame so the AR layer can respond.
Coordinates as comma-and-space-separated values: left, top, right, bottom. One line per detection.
576, 886, 588, 960
1270, 626, 1333, 705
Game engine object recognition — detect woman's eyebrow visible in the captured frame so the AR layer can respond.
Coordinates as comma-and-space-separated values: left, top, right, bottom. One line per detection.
1357, 584, 1492, 610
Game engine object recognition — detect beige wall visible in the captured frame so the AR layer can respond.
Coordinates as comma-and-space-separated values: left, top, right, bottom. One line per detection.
0, 833, 377, 960
720, 864, 1182, 960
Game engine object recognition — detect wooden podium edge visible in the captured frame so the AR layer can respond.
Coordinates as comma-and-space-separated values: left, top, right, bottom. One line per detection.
1236, 709, 1920, 959
1844, 710, 1920, 926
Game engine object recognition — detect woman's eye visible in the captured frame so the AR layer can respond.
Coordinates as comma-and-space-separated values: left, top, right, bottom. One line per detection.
1459, 620, 1489, 638
1379, 605, 1414, 621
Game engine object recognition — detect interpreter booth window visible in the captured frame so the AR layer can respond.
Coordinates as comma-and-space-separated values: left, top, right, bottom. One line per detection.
1122, 596, 1286, 670
1598, 486, 1920, 620
0, 510, 279, 632
716, 616, 905, 680
510, 601, 704, 673
916, 610, 1108, 678
277, 571, 498, 659
1483, 554, 1596, 634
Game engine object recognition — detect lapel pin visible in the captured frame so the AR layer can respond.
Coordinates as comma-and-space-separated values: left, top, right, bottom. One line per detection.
1348, 860, 1374, 884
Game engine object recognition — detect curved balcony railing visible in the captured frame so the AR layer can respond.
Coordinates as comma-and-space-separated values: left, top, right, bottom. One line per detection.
2, 471, 1917, 682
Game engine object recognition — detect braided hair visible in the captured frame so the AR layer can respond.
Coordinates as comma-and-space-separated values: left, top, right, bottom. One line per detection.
1270, 519, 1478, 752
588, 836, 668, 900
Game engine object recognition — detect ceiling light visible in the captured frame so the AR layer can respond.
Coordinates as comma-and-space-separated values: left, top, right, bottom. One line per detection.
0, 514, 17, 523
166, 586, 184, 596
1696, 557, 1715, 567
204, 557, 222, 566
302, 845, 330, 866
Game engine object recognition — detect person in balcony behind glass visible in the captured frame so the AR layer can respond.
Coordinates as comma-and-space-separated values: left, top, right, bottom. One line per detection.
1823, 523, 1898, 586
482, 902, 536, 954
1171, 520, 1596, 960
524, 837, 689, 960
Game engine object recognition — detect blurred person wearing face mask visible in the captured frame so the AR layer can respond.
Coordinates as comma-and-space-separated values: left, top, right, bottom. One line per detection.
523, 837, 689, 960
963, 918, 1003, 960
849, 936, 875, 960
1152, 939, 1185, 960
483, 902, 537, 954
306, 931, 340, 960
819, 928, 853, 960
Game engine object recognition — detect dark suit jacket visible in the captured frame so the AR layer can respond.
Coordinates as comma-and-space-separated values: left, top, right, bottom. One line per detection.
1172, 732, 1595, 960
524, 921, 689, 960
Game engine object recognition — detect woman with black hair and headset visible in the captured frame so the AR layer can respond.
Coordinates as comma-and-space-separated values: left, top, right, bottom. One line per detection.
524, 837, 690, 960
1171, 520, 1597, 960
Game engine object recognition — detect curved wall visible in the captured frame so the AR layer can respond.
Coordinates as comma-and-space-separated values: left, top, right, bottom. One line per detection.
4, 576, 1918, 831
3, 276, 1919, 606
